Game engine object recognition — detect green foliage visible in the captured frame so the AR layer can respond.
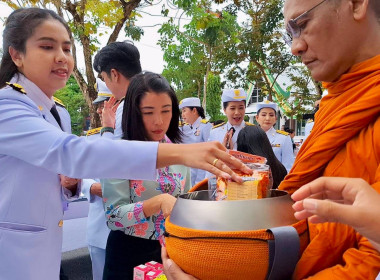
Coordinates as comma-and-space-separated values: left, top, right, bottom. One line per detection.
210, 114, 227, 123
206, 73, 222, 120
278, 63, 320, 119
54, 76, 89, 136
159, 0, 240, 106
161, 0, 317, 119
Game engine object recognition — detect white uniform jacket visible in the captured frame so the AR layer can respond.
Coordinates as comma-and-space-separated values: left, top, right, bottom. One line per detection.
304, 120, 314, 139
181, 117, 212, 186
208, 121, 253, 150
266, 127, 295, 173
0, 75, 158, 280
82, 130, 110, 250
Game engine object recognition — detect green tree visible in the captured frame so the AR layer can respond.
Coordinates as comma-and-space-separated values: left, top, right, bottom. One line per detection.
216, 0, 293, 101
280, 64, 322, 125
54, 76, 89, 135
158, 0, 240, 109
206, 72, 222, 121
1, 0, 143, 127
161, 0, 320, 119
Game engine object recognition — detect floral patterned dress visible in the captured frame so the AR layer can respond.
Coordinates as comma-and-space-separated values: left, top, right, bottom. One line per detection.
101, 161, 190, 243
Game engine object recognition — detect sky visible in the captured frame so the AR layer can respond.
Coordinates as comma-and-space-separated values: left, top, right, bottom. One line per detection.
0, 1, 177, 75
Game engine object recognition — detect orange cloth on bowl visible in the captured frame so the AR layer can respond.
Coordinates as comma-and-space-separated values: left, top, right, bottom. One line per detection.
165, 217, 309, 280
279, 55, 380, 279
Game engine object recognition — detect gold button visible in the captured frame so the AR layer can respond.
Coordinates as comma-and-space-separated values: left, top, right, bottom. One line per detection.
58, 220, 63, 227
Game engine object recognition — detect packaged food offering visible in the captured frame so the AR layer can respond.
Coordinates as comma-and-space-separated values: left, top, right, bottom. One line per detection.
215, 151, 272, 201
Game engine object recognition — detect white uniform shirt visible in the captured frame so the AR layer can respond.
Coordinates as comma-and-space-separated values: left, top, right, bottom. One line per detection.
208, 121, 250, 150
114, 99, 124, 139
181, 117, 212, 186
0, 74, 158, 280
266, 127, 295, 173
304, 120, 314, 139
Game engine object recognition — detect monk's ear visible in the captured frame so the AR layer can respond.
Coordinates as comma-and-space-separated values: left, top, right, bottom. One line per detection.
350, 0, 369, 21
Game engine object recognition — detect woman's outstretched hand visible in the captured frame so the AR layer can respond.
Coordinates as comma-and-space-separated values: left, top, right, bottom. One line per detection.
157, 141, 252, 183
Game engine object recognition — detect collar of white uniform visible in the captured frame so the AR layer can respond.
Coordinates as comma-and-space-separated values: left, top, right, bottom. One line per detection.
266, 126, 276, 136
226, 121, 245, 130
10, 73, 55, 111
191, 116, 202, 129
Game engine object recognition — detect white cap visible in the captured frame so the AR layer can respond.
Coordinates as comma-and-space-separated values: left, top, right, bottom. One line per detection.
221, 89, 246, 103
256, 101, 278, 113
179, 97, 201, 109
93, 78, 113, 104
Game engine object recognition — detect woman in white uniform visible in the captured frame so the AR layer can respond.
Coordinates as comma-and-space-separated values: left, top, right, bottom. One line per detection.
255, 101, 294, 173
208, 89, 254, 150
179, 97, 212, 185
82, 78, 113, 280
0, 8, 250, 280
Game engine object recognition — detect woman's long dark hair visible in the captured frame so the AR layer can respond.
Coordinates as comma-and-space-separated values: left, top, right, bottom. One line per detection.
237, 125, 287, 189
0, 8, 71, 88
122, 72, 183, 143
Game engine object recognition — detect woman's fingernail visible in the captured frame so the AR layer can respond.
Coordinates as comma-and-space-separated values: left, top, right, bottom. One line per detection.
303, 199, 317, 212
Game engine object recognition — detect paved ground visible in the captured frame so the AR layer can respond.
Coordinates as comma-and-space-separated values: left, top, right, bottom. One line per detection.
61, 248, 93, 280
61, 199, 93, 279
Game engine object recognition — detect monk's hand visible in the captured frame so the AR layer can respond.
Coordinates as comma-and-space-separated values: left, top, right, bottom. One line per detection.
291, 177, 380, 247
161, 247, 198, 280
102, 96, 118, 128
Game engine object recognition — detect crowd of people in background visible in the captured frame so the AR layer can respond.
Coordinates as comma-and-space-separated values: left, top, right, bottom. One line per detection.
1, 0, 380, 278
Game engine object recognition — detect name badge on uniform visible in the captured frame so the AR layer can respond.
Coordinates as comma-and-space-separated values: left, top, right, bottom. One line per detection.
194, 128, 200, 136
272, 144, 281, 148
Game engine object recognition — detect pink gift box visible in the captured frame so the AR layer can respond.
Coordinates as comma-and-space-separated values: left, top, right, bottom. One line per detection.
146, 270, 163, 280
133, 264, 152, 280
145, 261, 163, 271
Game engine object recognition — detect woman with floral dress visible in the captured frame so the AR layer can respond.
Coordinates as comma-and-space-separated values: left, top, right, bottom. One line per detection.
101, 72, 191, 279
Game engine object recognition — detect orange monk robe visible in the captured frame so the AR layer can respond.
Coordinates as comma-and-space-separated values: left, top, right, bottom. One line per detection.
279, 55, 380, 279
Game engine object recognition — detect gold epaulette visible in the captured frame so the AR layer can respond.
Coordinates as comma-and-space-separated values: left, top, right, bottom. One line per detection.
87, 127, 101, 136
201, 119, 209, 124
276, 130, 289, 136
212, 122, 225, 129
179, 121, 189, 127
53, 97, 66, 108
6, 82, 26, 94
307, 119, 313, 123
245, 122, 255, 126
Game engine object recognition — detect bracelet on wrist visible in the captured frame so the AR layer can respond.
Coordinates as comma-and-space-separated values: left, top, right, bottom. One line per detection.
100, 127, 114, 136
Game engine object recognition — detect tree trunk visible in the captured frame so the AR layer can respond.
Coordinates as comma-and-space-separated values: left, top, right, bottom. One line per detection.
197, 80, 201, 99
107, 0, 142, 45
66, 0, 142, 129
202, 45, 212, 110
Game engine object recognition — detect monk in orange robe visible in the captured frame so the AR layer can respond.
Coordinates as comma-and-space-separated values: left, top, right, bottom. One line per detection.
281, 0, 380, 279
160, 0, 380, 279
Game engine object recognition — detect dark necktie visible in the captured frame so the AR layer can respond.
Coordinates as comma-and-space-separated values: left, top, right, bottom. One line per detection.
50, 105, 63, 129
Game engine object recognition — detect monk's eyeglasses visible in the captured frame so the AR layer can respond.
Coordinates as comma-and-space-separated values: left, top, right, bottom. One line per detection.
283, 0, 330, 47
